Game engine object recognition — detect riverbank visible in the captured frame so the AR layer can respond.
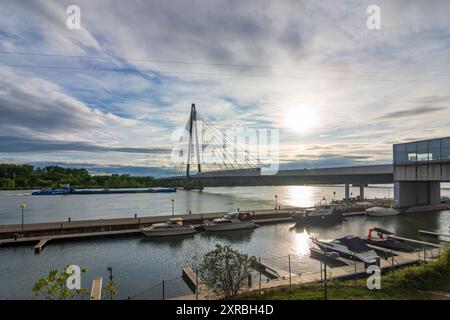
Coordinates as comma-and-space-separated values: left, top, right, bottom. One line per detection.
237, 247, 450, 300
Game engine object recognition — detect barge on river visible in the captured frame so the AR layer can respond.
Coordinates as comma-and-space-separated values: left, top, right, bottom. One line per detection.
31, 185, 176, 195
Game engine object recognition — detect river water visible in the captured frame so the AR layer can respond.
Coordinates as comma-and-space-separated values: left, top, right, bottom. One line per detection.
0, 185, 449, 299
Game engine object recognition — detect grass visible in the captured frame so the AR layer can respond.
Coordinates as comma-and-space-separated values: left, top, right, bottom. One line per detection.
238, 279, 431, 300
237, 247, 450, 300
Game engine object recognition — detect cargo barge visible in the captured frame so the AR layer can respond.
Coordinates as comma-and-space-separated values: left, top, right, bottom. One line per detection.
31, 185, 176, 195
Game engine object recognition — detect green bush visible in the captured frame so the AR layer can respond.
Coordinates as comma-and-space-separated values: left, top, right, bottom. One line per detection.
392, 246, 450, 290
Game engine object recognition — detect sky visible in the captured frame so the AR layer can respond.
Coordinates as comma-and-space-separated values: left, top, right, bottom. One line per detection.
0, 0, 449, 176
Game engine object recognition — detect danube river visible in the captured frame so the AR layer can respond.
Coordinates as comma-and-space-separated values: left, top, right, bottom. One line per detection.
1, 185, 449, 299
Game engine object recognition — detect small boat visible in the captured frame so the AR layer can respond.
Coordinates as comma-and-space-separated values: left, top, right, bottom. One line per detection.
365, 228, 416, 252
203, 212, 258, 231
312, 235, 379, 265
293, 204, 344, 225
365, 206, 399, 217
141, 218, 196, 237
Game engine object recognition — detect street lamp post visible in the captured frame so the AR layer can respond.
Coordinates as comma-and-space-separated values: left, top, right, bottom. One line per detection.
171, 199, 175, 217
20, 203, 26, 233
323, 246, 328, 300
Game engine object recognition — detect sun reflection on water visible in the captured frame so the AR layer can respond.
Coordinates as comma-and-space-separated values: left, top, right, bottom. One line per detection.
284, 186, 315, 207
292, 227, 311, 256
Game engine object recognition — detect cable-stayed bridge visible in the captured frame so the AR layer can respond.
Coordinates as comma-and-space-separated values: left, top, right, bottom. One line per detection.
159, 104, 393, 198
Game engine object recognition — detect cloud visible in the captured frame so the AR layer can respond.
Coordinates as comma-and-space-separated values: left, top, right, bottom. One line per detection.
0, 136, 171, 154
1, 1, 450, 170
378, 106, 447, 120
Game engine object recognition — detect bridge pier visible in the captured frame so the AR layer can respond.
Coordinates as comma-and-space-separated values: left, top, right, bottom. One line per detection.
359, 185, 365, 200
394, 181, 440, 208
344, 183, 350, 200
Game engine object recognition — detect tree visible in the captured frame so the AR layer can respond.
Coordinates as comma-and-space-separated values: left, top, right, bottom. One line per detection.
103, 266, 118, 300
32, 266, 87, 300
198, 244, 256, 298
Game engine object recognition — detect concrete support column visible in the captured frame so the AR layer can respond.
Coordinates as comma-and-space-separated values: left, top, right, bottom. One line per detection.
359, 185, 365, 200
394, 181, 441, 208
344, 183, 350, 200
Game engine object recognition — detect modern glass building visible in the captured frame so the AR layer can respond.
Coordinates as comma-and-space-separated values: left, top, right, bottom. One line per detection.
393, 136, 450, 164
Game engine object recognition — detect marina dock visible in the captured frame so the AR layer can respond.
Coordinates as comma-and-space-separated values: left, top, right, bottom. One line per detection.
176, 246, 443, 300
0, 208, 298, 253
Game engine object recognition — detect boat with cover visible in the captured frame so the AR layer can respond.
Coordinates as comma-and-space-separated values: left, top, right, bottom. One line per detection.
365, 228, 416, 252
312, 235, 379, 265
365, 206, 399, 217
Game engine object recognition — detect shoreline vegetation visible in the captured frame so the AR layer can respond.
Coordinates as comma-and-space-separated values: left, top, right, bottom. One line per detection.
236, 247, 450, 300
0, 164, 158, 190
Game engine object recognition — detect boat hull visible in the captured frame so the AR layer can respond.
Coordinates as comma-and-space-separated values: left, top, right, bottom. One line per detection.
204, 221, 257, 231
141, 228, 196, 237
366, 208, 398, 217
294, 214, 344, 225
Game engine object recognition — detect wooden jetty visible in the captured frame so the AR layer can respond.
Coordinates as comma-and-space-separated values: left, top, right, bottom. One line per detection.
0, 208, 298, 253
175, 246, 443, 300
418, 230, 450, 239
90, 277, 103, 300
387, 234, 441, 248
309, 247, 354, 266
256, 258, 290, 279
182, 266, 209, 295
34, 238, 50, 254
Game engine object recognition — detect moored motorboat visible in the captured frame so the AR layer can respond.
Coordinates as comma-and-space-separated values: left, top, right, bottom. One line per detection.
203, 212, 258, 231
365, 227, 416, 252
312, 235, 379, 265
365, 206, 399, 217
141, 218, 196, 237
293, 204, 344, 225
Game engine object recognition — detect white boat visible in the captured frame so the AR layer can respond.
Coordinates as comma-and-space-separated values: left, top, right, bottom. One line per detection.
294, 204, 344, 225
141, 218, 196, 237
203, 212, 258, 231
365, 206, 399, 217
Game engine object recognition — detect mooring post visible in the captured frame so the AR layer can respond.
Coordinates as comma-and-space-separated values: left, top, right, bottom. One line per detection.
195, 268, 199, 300
320, 259, 323, 282
288, 254, 291, 288
391, 250, 395, 279
162, 280, 165, 300
258, 257, 262, 294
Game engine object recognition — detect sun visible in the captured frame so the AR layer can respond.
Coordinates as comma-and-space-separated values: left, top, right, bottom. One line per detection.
284, 107, 317, 133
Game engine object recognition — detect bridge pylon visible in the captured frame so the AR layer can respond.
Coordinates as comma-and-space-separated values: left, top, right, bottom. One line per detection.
184, 103, 204, 190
